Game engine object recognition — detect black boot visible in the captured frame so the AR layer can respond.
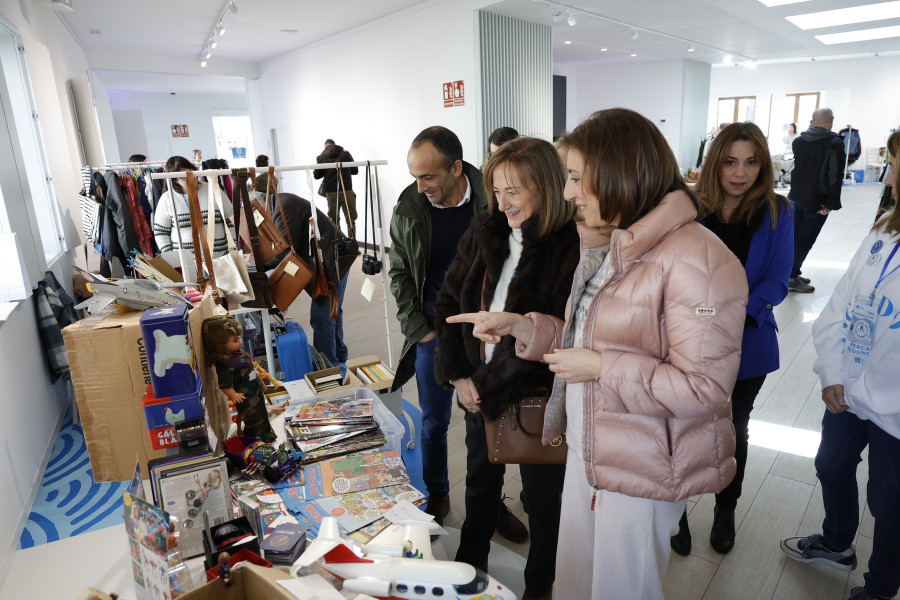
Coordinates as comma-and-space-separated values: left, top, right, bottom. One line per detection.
710, 506, 735, 554
670, 509, 691, 556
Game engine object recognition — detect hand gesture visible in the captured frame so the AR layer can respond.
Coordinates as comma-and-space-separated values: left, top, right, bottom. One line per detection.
544, 348, 603, 383
446, 311, 533, 344
453, 377, 481, 413
821, 384, 848, 414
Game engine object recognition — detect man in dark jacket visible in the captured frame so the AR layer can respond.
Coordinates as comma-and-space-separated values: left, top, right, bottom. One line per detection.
788, 107, 845, 293
389, 126, 488, 525
313, 140, 358, 238
266, 193, 359, 365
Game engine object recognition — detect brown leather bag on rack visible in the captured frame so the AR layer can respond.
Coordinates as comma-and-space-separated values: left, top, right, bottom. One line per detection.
267, 190, 315, 313
239, 166, 290, 264
232, 168, 272, 309
309, 217, 340, 319
185, 171, 222, 306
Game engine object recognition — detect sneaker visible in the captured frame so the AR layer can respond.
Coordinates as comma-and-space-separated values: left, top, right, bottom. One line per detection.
780, 534, 857, 571
798, 276, 811, 284
847, 586, 890, 600
788, 278, 816, 293
424, 494, 450, 526
495, 498, 529, 543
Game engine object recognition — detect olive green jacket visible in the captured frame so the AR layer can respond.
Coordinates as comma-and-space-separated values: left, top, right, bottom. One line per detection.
388, 161, 489, 389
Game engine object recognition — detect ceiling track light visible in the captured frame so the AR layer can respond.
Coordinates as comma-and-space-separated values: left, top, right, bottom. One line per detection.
567, 12, 577, 26
630, 30, 639, 40
552, 8, 564, 22
687, 44, 695, 52
199, 0, 237, 66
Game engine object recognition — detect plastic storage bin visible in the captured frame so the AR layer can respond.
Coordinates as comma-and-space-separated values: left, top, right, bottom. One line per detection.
285, 387, 404, 455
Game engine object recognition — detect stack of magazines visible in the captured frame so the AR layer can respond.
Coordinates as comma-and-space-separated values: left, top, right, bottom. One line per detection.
286, 395, 386, 462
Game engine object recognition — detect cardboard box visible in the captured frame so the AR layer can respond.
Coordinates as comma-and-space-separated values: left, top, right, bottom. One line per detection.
303, 367, 362, 395
62, 297, 217, 482
181, 564, 295, 600
140, 304, 200, 397
345, 356, 401, 416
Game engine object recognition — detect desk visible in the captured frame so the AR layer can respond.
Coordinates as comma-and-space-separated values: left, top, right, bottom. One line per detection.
229, 306, 275, 371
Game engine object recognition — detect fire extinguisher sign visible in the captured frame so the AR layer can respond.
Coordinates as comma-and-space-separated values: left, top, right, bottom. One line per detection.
443, 80, 465, 108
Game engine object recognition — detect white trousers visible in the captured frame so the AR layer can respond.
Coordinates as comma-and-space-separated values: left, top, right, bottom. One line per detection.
555, 448, 686, 599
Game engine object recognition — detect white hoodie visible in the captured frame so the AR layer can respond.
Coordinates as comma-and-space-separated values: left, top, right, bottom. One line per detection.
813, 227, 900, 440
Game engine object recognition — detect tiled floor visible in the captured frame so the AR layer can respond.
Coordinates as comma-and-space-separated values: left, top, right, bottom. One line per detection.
1, 184, 885, 599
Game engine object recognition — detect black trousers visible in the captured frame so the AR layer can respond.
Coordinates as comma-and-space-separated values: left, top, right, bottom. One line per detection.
716, 375, 767, 511
455, 410, 566, 597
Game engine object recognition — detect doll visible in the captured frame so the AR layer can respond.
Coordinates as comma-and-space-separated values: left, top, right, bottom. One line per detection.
217, 552, 234, 587
202, 315, 277, 443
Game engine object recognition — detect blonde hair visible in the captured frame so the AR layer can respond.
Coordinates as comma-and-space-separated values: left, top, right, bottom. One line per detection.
875, 130, 900, 235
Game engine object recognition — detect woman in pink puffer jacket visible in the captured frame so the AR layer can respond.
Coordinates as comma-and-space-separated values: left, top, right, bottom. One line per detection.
448, 108, 748, 599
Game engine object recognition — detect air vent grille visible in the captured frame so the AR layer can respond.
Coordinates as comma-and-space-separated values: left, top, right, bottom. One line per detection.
87, 28, 103, 35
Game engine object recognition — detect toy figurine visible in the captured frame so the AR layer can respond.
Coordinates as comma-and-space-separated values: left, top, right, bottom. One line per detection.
202, 316, 277, 443
217, 552, 234, 587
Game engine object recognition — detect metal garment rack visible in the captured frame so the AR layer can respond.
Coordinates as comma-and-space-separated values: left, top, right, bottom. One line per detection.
102, 160, 166, 169
149, 161, 398, 401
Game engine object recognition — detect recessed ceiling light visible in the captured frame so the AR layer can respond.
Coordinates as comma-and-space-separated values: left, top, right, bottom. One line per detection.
564, 40, 572, 45
787, 1, 900, 30
816, 24, 900, 44
757, 0, 810, 6
600, 48, 608, 52
630, 53, 637, 57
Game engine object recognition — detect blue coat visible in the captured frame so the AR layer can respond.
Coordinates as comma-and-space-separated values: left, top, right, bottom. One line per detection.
704, 200, 793, 380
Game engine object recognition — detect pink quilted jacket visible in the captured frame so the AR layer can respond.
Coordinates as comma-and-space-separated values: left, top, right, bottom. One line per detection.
517, 191, 747, 502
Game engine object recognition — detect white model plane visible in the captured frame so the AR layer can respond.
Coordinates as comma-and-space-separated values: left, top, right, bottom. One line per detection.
294, 517, 516, 600
73, 267, 192, 314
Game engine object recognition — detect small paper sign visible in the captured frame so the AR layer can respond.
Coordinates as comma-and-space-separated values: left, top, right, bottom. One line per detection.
285, 261, 299, 277
360, 277, 375, 302
253, 209, 265, 227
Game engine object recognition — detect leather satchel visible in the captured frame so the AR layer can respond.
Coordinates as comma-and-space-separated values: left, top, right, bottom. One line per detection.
483, 392, 566, 464
232, 169, 272, 309
309, 217, 340, 319
267, 191, 314, 312
240, 167, 290, 264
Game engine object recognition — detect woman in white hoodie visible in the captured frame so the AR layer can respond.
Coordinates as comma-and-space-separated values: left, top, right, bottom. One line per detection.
780, 130, 900, 600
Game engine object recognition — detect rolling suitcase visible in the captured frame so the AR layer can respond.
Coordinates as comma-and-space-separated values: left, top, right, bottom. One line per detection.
273, 321, 315, 382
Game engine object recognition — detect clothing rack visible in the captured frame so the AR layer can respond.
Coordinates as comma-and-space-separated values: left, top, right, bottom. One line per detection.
102, 160, 165, 169
150, 160, 396, 382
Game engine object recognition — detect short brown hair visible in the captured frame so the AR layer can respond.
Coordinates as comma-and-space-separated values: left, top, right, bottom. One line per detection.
876, 130, 900, 235
483, 137, 575, 236
563, 108, 697, 230
165, 155, 195, 193
695, 122, 790, 229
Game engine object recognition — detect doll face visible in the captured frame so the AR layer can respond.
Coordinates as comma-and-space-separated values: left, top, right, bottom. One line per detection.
225, 335, 243, 354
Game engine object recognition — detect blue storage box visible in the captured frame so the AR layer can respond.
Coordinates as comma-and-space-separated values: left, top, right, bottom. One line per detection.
142, 379, 205, 431
140, 304, 199, 398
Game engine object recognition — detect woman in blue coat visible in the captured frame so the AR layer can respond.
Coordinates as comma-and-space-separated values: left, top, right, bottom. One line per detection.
672, 121, 793, 555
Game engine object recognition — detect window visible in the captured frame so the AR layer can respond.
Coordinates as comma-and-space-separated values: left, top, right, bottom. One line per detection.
212, 111, 254, 168
717, 96, 756, 125
785, 92, 821, 124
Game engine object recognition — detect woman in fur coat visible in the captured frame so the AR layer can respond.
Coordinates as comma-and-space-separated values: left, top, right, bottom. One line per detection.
434, 136, 580, 600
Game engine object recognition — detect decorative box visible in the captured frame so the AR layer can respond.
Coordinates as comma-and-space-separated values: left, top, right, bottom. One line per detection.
140, 304, 199, 398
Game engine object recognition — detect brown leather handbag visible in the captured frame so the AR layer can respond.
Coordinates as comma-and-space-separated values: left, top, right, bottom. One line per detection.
232, 169, 272, 309
309, 217, 340, 319
240, 167, 290, 264
484, 391, 566, 464
267, 193, 314, 312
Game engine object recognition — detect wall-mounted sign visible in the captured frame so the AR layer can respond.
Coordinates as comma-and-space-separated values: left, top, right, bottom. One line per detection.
443, 80, 465, 108
171, 124, 189, 138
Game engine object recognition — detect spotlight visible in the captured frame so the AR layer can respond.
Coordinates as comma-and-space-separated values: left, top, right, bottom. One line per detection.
687, 44, 695, 52
552, 9, 564, 22
219, 27, 226, 36
567, 12, 577, 26
211, 41, 218, 48
630, 30, 639, 40
228, 1, 238, 14
200, 60, 207, 67
722, 53, 733, 64
205, 52, 212, 59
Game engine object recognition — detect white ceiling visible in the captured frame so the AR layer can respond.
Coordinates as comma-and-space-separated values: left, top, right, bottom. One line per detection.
53, 0, 900, 94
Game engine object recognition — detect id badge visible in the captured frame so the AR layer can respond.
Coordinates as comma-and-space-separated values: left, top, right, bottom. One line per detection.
844, 296, 878, 376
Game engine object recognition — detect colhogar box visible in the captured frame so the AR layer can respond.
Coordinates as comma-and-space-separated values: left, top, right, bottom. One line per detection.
140, 304, 200, 398
142, 380, 205, 450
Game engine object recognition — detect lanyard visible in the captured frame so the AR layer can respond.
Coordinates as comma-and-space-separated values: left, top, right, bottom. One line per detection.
870, 240, 900, 303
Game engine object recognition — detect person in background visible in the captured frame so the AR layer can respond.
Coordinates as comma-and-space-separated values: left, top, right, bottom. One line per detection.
670, 122, 793, 556
389, 126, 488, 526
314, 139, 358, 238
153, 155, 235, 258
780, 130, 900, 600
128, 154, 147, 163
252, 154, 278, 198
783, 123, 800, 152
266, 193, 358, 366
448, 108, 747, 599
193, 149, 203, 163
788, 107, 845, 293
434, 137, 579, 600
487, 126, 519, 160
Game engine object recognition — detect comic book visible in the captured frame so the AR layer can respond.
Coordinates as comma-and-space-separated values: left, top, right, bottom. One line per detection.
304, 449, 407, 498
290, 397, 374, 425
123, 491, 172, 600
228, 477, 293, 537
298, 431, 387, 463
293, 483, 423, 534
347, 496, 428, 544
287, 421, 377, 442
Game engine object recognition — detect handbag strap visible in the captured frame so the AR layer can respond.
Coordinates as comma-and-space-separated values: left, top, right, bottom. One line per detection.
185, 171, 218, 299
363, 162, 379, 261
479, 270, 489, 363
209, 178, 238, 251
266, 165, 276, 213
233, 168, 265, 268
336, 165, 353, 233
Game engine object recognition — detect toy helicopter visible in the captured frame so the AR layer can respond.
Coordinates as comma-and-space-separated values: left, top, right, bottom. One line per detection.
293, 517, 516, 600
73, 267, 193, 314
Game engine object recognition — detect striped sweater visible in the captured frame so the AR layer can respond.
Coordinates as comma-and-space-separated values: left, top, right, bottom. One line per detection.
153, 184, 236, 258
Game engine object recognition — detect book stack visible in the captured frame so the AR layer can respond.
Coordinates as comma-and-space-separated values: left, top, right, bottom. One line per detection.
259, 522, 307, 565
354, 362, 394, 386
309, 371, 345, 392
286, 396, 387, 461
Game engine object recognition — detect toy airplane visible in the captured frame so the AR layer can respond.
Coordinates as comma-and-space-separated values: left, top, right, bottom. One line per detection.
294, 517, 516, 600
73, 267, 193, 314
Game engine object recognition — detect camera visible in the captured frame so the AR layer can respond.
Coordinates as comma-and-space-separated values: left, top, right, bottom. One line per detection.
335, 237, 359, 257
362, 254, 382, 275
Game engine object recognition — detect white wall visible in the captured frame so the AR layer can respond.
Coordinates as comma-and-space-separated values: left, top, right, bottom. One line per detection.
710, 56, 900, 156
251, 0, 495, 221
108, 90, 249, 163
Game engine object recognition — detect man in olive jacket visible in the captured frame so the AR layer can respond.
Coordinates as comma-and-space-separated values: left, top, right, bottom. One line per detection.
389, 126, 488, 523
